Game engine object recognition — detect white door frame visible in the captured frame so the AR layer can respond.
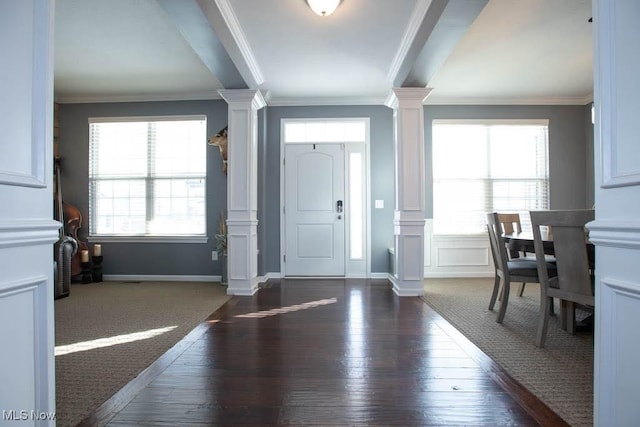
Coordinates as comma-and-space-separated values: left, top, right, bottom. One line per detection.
279, 118, 371, 278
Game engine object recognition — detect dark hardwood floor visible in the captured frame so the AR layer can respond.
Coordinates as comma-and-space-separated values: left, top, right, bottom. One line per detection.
83, 279, 567, 426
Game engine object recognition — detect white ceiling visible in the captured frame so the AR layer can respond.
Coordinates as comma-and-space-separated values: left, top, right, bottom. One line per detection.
54, 0, 593, 105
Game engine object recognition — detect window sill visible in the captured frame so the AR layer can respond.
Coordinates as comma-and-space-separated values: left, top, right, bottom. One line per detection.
88, 236, 208, 244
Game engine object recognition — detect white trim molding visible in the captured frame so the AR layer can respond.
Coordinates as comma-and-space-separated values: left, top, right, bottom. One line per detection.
267, 96, 387, 107
425, 94, 594, 106
87, 236, 208, 244
0, 219, 60, 248
587, 220, 640, 249
54, 91, 223, 104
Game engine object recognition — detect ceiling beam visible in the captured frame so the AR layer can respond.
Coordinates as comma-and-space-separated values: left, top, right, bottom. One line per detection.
196, 0, 265, 89
156, 0, 247, 89
403, 0, 488, 87
390, 0, 448, 87
390, 0, 488, 88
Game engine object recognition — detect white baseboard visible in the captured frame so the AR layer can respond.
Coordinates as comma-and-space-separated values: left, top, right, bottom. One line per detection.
260, 272, 391, 281
423, 271, 493, 278
103, 274, 221, 282
370, 272, 392, 280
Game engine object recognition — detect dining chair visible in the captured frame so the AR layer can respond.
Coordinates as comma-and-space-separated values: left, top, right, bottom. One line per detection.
486, 212, 557, 324
530, 209, 595, 348
497, 212, 528, 296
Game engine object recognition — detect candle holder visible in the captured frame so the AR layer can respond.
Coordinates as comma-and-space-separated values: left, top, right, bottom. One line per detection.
92, 255, 103, 282
81, 261, 93, 284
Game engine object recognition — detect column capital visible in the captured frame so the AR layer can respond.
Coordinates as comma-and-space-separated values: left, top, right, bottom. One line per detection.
218, 89, 267, 110
385, 87, 433, 109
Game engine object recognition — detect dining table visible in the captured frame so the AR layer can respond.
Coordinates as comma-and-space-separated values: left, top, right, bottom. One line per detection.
503, 229, 554, 256
502, 228, 595, 333
503, 229, 595, 262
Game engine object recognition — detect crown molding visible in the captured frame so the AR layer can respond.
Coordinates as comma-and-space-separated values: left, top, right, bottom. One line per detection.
386, 0, 433, 83
55, 91, 595, 107
424, 94, 594, 106
54, 91, 223, 104
214, 0, 265, 86
267, 96, 388, 107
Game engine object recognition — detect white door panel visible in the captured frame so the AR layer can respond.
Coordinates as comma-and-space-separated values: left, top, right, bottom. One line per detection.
285, 144, 344, 275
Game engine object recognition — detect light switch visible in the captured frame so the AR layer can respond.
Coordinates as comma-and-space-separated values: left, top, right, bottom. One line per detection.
374, 199, 384, 209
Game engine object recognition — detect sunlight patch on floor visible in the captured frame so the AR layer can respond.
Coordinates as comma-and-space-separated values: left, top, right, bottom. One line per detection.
55, 326, 178, 356
234, 297, 338, 319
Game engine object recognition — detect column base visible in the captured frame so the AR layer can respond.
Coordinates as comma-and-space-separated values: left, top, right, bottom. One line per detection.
390, 274, 424, 296
226, 277, 259, 296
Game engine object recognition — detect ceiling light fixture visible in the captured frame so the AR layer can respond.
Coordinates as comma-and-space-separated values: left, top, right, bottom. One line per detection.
306, 0, 342, 17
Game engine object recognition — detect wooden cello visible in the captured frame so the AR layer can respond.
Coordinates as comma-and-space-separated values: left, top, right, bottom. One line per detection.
64, 202, 88, 277
54, 158, 87, 277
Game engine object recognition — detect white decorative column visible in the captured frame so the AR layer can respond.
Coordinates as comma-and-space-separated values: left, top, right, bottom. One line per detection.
386, 88, 432, 296
218, 90, 266, 296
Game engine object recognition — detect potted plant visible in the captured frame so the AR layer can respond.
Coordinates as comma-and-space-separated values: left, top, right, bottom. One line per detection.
215, 212, 228, 285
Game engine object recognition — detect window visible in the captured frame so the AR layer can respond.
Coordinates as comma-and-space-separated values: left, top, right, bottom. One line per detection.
89, 116, 207, 238
432, 120, 549, 235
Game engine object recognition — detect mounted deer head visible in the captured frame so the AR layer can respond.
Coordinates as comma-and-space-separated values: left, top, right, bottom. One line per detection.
208, 125, 228, 175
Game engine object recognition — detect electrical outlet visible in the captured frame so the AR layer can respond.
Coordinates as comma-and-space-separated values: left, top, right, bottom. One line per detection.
211, 251, 218, 261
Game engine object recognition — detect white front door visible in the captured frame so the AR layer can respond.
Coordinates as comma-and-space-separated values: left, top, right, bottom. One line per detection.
0, 0, 58, 423
284, 143, 345, 276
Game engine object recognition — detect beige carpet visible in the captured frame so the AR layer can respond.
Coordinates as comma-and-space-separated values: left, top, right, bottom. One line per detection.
54, 281, 230, 427
423, 278, 593, 427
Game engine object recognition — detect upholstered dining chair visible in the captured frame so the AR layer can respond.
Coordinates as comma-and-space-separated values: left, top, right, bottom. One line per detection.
497, 212, 528, 296
486, 212, 557, 324
530, 209, 595, 348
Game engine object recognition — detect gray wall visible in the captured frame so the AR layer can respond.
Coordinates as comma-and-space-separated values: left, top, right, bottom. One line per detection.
262, 105, 395, 275
58, 100, 228, 276
424, 105, 591, 218
59, 101, 592, 277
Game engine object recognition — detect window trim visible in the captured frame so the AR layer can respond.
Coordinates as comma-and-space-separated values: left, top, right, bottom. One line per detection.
87, 236, 208, 244
88, 115, 207, 239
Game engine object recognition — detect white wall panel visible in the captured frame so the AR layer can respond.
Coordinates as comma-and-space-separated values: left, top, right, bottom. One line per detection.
592, 1, 640, 424
0, 277, 48, 413
0, 1, 56, 423
401, 234, 423, 280
0, 1, 47, 189
228, 234, 248, 280
436, 247, 489, 267
424, 220, 493, 277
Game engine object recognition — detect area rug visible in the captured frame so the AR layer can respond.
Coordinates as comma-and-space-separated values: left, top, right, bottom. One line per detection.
423, 278, 593, 427
54, 281, 230, 427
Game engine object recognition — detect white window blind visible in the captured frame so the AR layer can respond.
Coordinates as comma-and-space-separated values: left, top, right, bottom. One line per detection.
432, 120, 549, 235
89, 116, 207, 237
